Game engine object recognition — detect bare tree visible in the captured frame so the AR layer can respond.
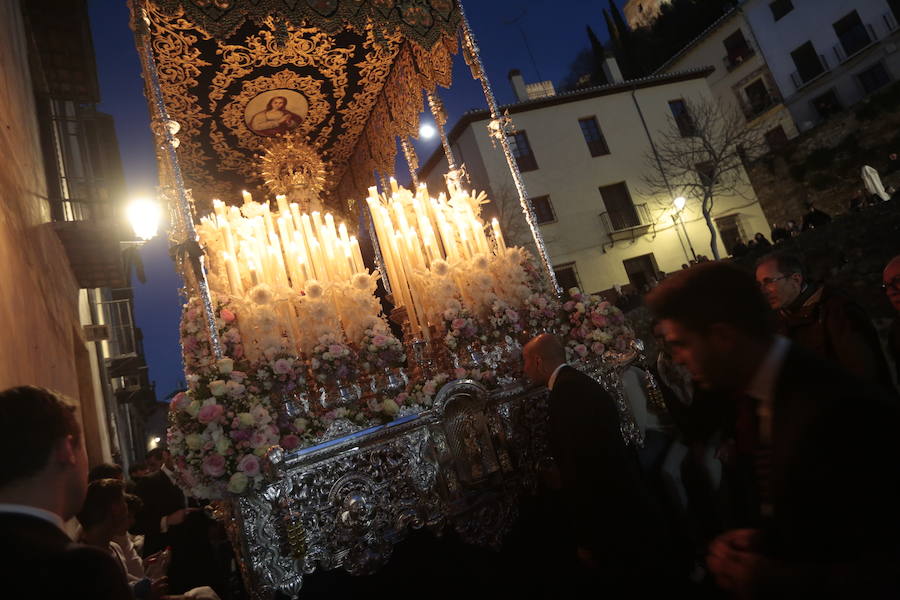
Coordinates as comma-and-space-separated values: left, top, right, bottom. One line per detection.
483, 182, 537, 250
642, 97, 766, 259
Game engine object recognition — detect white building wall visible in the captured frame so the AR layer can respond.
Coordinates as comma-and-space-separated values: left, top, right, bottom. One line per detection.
423, 75, 771, 294
743, 0, 900, 128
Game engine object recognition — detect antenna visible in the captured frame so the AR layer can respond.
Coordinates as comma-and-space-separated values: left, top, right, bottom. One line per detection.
502, 9, 544, 83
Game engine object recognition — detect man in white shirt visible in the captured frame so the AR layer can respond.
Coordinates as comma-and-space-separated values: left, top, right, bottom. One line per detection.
0, 385, 132, 599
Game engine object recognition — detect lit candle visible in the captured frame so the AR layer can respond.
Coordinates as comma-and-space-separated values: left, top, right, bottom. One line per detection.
213, 199, 225, 218
241, 190, 252, 205
491, 218, 506, 251
344, 244, 356, 275
350, 236, 365, 273
389, 177, 399, 194
222, 251, 243, 297
275, 194, 289, 216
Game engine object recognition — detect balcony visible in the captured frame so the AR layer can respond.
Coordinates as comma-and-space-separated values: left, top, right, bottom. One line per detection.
599, 203, 653, 242
790, 54, 830, 90
832, 23, 877, 63
883, 11, 898, 33
723, 47, 756, 72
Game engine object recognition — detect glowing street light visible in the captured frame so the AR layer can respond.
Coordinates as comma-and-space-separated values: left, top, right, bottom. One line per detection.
674, 196, 686, 212
419, 123, 436, 139
127, 197, 161, 241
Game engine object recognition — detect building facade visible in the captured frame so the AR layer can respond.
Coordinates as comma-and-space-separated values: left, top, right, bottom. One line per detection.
420, 67, 771, 295
657, 6, 799, 154
0, 0, 156, 468
742, 0, 900, 130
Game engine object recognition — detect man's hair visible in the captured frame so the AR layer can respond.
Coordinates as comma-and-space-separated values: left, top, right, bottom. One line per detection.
124, 492, 143, 515
78, 478, 124, 529
0, 386, 80, 488
128, 463, 146, 477
756, 252, 805, 279
145, 448, 164, 462
645, 262, 773, 338
88, 462, 123, 482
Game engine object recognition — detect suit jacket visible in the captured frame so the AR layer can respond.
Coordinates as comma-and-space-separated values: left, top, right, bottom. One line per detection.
0, 513, 132, 600
749, 345, 900, 592
547, 366, 671, 574
133, 469, 222, 594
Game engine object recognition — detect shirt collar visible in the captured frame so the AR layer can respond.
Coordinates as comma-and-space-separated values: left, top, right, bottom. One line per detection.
0, 504, 66, 532
548, 363, 567, 390
744, 335, 791, 404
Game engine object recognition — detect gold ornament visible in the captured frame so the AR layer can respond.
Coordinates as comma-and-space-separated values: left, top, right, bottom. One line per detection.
259, 133, 327, 213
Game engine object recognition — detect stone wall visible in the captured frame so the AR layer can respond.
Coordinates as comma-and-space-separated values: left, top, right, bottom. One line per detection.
747, 81, 900, 227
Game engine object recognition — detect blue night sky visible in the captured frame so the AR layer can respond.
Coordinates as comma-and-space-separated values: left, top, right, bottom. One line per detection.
86, 0, 625, 399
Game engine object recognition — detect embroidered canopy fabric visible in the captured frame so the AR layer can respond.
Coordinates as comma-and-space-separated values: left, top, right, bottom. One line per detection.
132, 0, 459, 215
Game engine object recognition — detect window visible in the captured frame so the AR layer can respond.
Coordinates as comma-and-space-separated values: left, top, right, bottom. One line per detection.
764, 126, 789, 151
507, 131, 538, 172
744, 79, 773, 117
716, 215, 744, 254
696, 161, 715, 187
858, 62, 891, 94
668, 99, 696, 137
834, 11, 871, 58
791, 41, 825, 84
622, 254, 659, 292
554, 262, 581, 292
599, 182, 640, 229
812, 89, 842, 119
530, 195, 556, 224
578, 117, 610, 157
723, 29, 753, 69
769, 0, 793, 21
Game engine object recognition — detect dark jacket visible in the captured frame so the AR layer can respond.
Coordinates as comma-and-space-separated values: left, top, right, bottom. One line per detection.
0, 513, 132, 599
777, 284, 893, 389
890, 318, 900, 388
547, 366, 672, 576
736, 344, 900, 595
133, 469, 222, 594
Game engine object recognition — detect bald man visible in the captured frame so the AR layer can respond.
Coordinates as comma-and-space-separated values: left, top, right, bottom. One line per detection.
885, 256, 900, 387
523, 334, 676, 589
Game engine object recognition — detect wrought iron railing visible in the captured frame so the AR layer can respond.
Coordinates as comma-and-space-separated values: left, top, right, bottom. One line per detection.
790, 54, 829, 89
833, 23, 877, 63
599, 203, 650, 233
723, 47, 756, 71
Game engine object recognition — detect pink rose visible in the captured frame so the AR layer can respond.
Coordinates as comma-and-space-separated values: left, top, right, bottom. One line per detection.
591, 342, 605, 354
454, 367, 467, 379
272, 358, 293, 374
451, 318, 466, 330
280, 435, 300, 451
170, 392, 189, 412
563, 301, 575, 311
237, 453, 261, 476
372, 334, 387, 347
328, 344, 344, 355
574, 344, 588, 357
201, 453, 226, 478
197, 404, 224, 424
220, 308, 236, 323
591, 313, 608, 328
395, 392, 409, 404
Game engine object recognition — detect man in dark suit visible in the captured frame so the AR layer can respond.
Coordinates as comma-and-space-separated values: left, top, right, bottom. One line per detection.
0, 386, 132, 599
647, 262, 900, 597
523, 334, 676, 591
133, 450, 224, 594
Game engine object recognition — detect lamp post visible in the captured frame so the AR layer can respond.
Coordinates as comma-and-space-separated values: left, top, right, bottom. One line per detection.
127, 197, 162, 242
673, 196, 696, 261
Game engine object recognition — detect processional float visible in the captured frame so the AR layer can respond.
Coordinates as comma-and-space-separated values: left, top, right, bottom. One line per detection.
130, 1, 657, 596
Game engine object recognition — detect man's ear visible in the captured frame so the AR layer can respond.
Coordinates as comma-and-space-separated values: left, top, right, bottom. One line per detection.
790, 272, 803, 286
52, 435, 78, 467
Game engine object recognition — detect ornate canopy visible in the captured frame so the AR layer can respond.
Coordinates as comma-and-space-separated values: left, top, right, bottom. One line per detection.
132, 0, 460, 215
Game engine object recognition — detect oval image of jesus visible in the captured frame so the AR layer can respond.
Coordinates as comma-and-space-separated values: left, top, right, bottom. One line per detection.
245, 89, 308, 137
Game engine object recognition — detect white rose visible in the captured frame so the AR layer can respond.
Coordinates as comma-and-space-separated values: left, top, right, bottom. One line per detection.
186, 433, 204, 450
216, 357, 234, 374
209, 380, 227, 396
227, 472, 248, 494
186, 401, 201, 417
215, 437, 231, 454
237, 412, 254, 427
382, 398, 400, 416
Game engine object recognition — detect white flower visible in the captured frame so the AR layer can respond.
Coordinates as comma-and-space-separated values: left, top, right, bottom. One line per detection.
382, 398, 400, 416
186, 433, 204, 450
473, 254, 489, 270
225, 380, 245, 397
209, 380, 227, 396
186, 401, 201, 417
293, 417, 308, 432
432, 259, 450, 276
304, 280, 325, 299
215, 437, 230, 454
249, 284, 274, 306
227, 472, 248, 494
351, 273, 372, 290
216, 357, 234, 374
237, 412, 254, 427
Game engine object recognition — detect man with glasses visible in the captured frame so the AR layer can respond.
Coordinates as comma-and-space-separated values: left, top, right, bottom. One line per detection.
884, 256, 900, 387
755, 252, 892, 388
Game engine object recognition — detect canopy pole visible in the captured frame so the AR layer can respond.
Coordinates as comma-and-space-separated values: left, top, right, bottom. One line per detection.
427, 92, 458, 173
400, 136, 420, 187
135, 6, 223, 358
457, 1, 561, 295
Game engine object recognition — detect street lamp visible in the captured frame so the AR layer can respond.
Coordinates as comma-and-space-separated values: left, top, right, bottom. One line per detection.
418, 123, 436, 139
127, 197, 161, 241
673, 196, 696, 261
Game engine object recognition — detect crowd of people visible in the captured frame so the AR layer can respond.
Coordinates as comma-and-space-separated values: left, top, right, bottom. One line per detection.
523, 251, 900, 597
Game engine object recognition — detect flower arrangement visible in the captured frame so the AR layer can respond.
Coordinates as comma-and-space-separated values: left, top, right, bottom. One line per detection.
358, 325, 406, 373
487, 298, 524, 341
309, 332, 358, 384
522, 292, 561, 335
560, 288, 634, 360
443, 304, 481, 350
